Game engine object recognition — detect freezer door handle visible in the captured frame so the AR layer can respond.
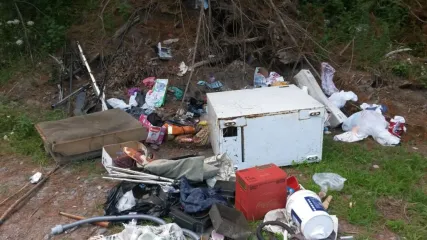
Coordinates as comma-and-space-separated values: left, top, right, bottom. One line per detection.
299, 109, 323, 120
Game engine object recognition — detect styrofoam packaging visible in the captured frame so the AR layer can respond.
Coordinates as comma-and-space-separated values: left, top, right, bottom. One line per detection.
286, 190, 334, 239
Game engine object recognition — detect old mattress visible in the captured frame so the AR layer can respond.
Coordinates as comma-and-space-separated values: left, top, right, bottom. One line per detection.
36, 109, 147, 163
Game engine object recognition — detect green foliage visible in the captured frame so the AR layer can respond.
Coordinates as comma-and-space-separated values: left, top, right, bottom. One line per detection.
0, 100, 65, 165
299, 0, 426, 65
118, 1, 132, 19
0, 0, 93, 63
391, 62, 410, 77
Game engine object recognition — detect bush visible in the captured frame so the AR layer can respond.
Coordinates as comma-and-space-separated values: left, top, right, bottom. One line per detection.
298, 0, 426, 65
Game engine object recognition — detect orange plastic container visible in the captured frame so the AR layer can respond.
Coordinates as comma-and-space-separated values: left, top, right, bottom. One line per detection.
167, 124, 196, 135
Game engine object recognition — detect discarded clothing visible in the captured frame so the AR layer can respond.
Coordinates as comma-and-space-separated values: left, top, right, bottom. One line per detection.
180, 177, 227, 213
321, 62, 338, 96
144, 156, 219, 182
253, 67, 285, 87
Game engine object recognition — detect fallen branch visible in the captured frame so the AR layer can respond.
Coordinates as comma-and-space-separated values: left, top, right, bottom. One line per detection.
181, 6, 204, 105
221, 36, 265, 45
0, 183, 29, 207
267, 0, 321, 79
190, 57, 225, 71
384, 48, 412, 58
113, 15, 140, 39
0, 166, 59, 225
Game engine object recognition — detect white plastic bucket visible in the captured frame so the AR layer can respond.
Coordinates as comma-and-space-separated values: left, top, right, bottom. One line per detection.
286, 190, 334, 240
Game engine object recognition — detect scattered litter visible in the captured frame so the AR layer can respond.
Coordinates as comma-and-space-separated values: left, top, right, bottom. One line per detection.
139, 114, 167, 145
177, 62, 188, 76
157, 42, 172, 60
197, 80, 223, 90
262, 208, 290, 235
144, 79, 169, 109
142, 77, 156, 88
144, 156, 218, 182
163, 38, 179, 45
360, 103, 387, 114
328, 91, 358, 109
294, 69, 347, 127
209, 204, 251, 239
167, 124, 196, 135
168, 87, 184, 100
102, 141, 150, 173
98, 221, 185, 240
336, 110, 401, 146
211, 230, 224, 240
373, 165, 380, 169
180, 177, 227, 213
104, 182, 167, 216
321, 62, 338, 96
313, 173, 346, 194
116, 190, 136, 212
29, 172, 42, 184
286, 189, 334, 239
388, 116, 406, 138
204, 154, 236, 181
413, 147, 418, 150
253, 67, 286, 87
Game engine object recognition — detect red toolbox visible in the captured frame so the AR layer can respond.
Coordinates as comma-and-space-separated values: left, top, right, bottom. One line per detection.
235, 164, 287, 220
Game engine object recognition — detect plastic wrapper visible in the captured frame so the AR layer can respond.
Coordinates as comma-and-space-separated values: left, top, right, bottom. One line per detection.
92, 220, 185, 240
313, 173, 347, 193
321, 62, 338, 96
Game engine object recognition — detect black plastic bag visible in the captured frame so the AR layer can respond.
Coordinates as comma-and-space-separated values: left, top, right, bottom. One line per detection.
104, 182, 167, 217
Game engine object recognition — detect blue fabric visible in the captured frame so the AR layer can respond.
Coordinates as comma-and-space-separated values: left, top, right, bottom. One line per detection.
180, 177, 227, 213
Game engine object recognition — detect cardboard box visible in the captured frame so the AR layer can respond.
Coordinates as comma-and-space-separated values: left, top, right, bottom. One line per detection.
102, 141, 148, 173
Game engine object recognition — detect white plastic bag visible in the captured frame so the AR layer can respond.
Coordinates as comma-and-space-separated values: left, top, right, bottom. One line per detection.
328, 91, 358, 108
107, 98, 129, 109
338, 110, 400, 146
321, 62, 338, 96
313, 173, 347, 193
116, 190, 136, 212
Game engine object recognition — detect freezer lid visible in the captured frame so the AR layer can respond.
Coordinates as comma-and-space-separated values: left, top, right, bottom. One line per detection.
207, 85, 324, 119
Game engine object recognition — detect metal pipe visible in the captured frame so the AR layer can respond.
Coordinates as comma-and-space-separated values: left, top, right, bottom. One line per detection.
106, 166, 175, 183
76, 41, 108, 110
102, 177, 173, 185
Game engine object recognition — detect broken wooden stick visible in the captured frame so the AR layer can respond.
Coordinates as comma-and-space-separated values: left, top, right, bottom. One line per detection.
323, 195, 333, 210
180, 6, 204, 105
59, 212, 110, 228
0, 166, 59, 225
0, 183, 29, 207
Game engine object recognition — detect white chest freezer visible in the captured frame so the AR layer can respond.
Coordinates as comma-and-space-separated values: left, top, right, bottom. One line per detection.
207, 85, 325, 170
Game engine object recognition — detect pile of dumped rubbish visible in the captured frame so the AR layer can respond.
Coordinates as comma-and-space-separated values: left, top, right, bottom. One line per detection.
1, 39, 408, 240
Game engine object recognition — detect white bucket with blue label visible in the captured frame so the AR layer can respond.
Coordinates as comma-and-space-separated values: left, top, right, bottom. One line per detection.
286, 190, 334, 239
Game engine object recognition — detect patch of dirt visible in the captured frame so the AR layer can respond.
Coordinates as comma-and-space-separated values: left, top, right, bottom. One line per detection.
374, 227, 400, 240
376, 197, 409, 223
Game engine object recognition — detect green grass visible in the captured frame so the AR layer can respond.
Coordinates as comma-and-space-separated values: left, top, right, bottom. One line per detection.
292, 137, 427, 239
0, 98, 65, 165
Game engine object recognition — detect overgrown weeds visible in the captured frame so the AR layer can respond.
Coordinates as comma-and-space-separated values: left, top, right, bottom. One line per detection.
0, 98, 65, 165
